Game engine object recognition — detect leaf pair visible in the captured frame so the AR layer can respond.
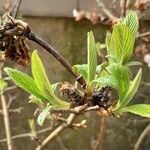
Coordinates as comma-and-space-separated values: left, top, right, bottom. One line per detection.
5, 50, 70, 110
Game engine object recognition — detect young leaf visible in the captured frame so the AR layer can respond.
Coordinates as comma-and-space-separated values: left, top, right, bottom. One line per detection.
0, 78, 7, 90
4, 68, 45, 100
125, 61, 141, 67
107, 64, 130, 101
37, 105, 52, 126
96, 42, 106, 56
52, 82, 62, 93
31, 50, 70, 110
123, 11, 139, 37
72, 64, 88, 80
72, 63, 107, 81
116, 69, 142, 109
110, 24, 134, 64
123, 104, 150, 118
87, 31, 97, 83
93, 75, 118, 90
31, 50, 52, 98
105, 31, 111, 55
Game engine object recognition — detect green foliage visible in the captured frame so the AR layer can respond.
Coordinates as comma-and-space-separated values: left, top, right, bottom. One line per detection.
123, 11, 139, 37
87, 31, 97, 84
4, 68, 45, 101
114, 69, 142, 110
123, 104, 150, 118
37, 105, 52, 126
4, 11, 150, 120
108, 64, 130, 101
0, 78, 7, 90
72, 64, 88, 80
125, 61, 141, 67
5, 50, 70, 110
109, 24, 135, 65
73, 11, 150, 118
93, 75, 118, 90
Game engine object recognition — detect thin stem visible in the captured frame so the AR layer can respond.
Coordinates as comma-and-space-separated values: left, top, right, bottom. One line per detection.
94, 117, 107, 150
133, 124, 150, 150
0, 92, 13, 150
96, 0, 115, 19
137, 31, 150, 38
36, 123, 67, 150
26, 31, 86, 88
0, 127, 53, 144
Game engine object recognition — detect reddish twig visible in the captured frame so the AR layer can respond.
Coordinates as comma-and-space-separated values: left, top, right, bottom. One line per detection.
94, 117, 107, 150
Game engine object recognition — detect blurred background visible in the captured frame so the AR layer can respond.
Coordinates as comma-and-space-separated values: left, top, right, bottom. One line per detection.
0, 0, 150, 150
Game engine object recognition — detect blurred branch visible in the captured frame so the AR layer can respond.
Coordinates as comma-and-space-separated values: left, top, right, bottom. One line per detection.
36, 104, 88, 150
0, 126, 53, 144
96, 0, 115, 19
0, 107, 23, 114
3, 0, 11, 11
93, 117, 107, 150
11, 0, 22, 18
133, 124, 150, 150
120, 0, 127, 17
141, 81, 150, 86
137, 31, 150, 38
0, 92, 13, 150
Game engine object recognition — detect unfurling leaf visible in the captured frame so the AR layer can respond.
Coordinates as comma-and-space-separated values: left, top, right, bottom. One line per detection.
107, 64, 130, 102
52, 82, 62, 93
123, 11, 139, 37
72, 64, 88, 80
123, 104, 150, 118
115, 69, 142, 111
110, 24, 134, 64
125, 61, 142, 67
87, 31, 97, 83
93, 75, 118, 90
37, 105, 52, 126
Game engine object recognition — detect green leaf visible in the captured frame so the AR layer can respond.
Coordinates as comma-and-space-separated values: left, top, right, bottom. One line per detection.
96, 42, 106, 56
0, 78, 7, 90
52, 82, 62, 93
96, 62, 108, 76
31, 50, 70, 109
125, 61, 141, 67
107, 64, 130, 102
4, 68, 45, 100
123, 11, 139, 37
105, 31, 111, 53
93, 75, 118, 90
73, 63, 107, 81
87, 31, 97, 83
110, 24, 134, 64
72, 64, 88, 80
37, 105, 52, 126
31, 50, 52, 98
28, 95, 42, 105
123, 104, 150, 118
116, 69, 142, 110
